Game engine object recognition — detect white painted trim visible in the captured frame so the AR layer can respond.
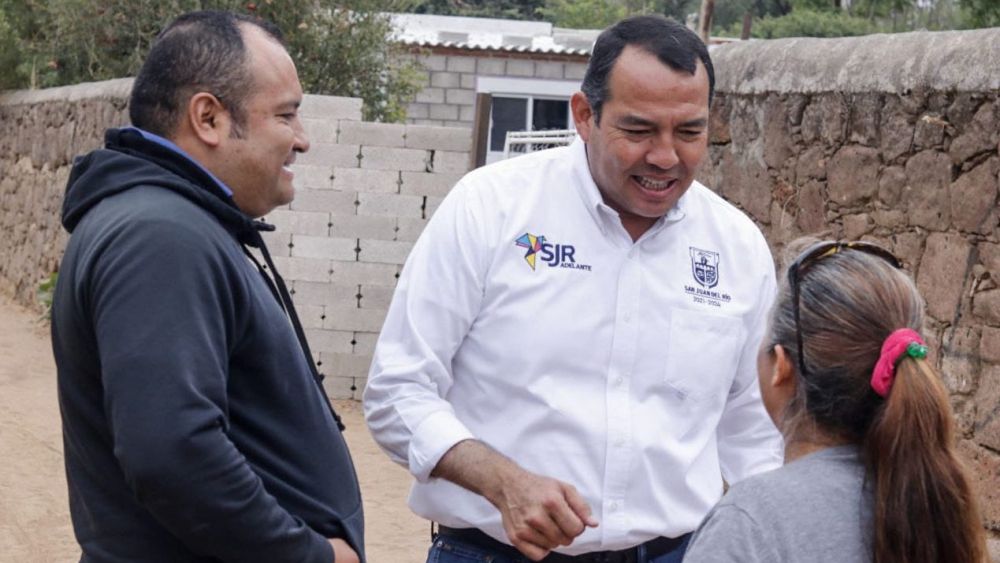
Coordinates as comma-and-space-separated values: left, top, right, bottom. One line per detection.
475, 76, 582, 97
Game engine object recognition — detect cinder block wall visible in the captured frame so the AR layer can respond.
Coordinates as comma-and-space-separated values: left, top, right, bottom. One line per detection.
265, 97, 472, 400
403, 51, 589, 128
0, 79, 471, 402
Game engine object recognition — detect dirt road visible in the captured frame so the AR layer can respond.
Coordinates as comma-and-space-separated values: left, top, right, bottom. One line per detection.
0, 297, 426, 562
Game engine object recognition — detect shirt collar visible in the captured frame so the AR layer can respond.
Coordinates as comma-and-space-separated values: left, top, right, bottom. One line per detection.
569, 136, 687, 239
123, 126, 234, 197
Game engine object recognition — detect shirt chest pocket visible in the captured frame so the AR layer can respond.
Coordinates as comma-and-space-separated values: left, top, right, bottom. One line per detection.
664, 309, 746, 404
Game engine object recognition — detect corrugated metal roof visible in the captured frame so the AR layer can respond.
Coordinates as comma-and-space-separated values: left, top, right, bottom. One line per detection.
390, 13, 598, 56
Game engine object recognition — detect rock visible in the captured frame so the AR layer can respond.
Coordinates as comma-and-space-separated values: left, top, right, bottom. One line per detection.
709, 93, 732, 144
763, 95, 792, 169
847, 93, 881, 146
913, 113, 948, 150
828, 146, 880, 207
842, 213, 872, 240
795, 146, 826, 182
801, 94, 846, 147
956, 440, 1000, 532
916, 232, 972, 323
796, 180, 827, 235
950, 158, 999, 234
950, 102, 998, 165
904, 150, 953, 231
877, 166, 906, 206
940, 326, 981, 395
880, 103, 914, 163
975, 290, 1000, 326
976, 364, 1000, 451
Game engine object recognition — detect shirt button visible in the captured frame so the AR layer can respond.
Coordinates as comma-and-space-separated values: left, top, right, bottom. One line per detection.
614, 377, 623, 386
614, 438, 625, 447
623, 313, 631, 323
609, 501, 619, 512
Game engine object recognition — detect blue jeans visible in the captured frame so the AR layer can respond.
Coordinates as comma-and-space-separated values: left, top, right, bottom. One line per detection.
426, 533, 691, 563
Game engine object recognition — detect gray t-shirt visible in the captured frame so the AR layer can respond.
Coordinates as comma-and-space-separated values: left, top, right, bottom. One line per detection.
683, 445, 872, 563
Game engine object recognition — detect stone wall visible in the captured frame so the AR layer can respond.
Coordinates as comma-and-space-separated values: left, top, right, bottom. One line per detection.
404, 49, 589, 128
0, 78, 472, 402
701, 28, 1000, 540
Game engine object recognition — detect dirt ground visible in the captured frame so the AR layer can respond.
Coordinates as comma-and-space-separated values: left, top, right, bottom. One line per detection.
0, 296, 427, 562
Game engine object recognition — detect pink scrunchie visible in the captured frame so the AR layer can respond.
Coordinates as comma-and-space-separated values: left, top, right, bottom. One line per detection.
870, 328, 926, 397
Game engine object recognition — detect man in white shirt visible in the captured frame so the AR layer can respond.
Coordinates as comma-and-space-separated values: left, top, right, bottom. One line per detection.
364, 15, 782, 563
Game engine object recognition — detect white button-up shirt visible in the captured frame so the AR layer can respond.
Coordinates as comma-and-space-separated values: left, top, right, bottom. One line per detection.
364, 138, 782, 555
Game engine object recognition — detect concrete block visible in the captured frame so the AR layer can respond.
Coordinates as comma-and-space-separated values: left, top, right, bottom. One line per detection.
330, 261, 400, 286
359, 239, 414, 265
306, 328, 355, 355
565, 63, 587, 81
429, 104, 459, 121
404, 125, 473, 152
400, 171, 462, 197
259, 231, 291, 257
534, 61, 565, 79
416, 88, 445, 104
396, 217, 430, 242
296, 305, 326, 330
360, 286, 397, 310
265, 210, 330, 237
333, 168, 400, 193
291, 281, 360, 307
411, 119, 445, 127
290, 164, 334, 190
459, 106, 477, 123
507, 59, 535, 77
431, 150, 471, 174
300, 94, 362, 121
301, 118, 339, 143
339, 120, 406, 148
321, 373, 357, 400
291, 235, 358, 261
330, 215, 398, 240
425, 196, 446, 218
352, 377, 368, 400
322, 352, 374, 380
431, 72, 461, 89
446, 56, 477, 73
446, 88, 476, 106
407, 102, 430, 119
461, 74, 476, 89
477, 58, 506, 75
357, 192, 425, 218
322, 306, 389, 333
276, 256, 332, 283
296, 143, 360, 168
360, 146, 429, 172
419, 54, 447, 71
288, 189, 357, 215
352, 331, 381, 355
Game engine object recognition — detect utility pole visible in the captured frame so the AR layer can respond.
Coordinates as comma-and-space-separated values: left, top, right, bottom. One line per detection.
698, 0, 716, 43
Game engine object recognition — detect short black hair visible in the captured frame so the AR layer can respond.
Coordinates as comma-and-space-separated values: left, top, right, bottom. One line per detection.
128, 10, 285, 139
581, 15, 715, 123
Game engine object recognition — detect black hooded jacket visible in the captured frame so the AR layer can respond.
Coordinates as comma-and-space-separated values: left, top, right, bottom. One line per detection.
51, 128, 364, 562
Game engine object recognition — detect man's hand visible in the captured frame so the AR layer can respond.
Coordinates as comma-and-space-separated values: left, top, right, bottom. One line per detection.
329, 538, 359, 563
431, 440, 598, 561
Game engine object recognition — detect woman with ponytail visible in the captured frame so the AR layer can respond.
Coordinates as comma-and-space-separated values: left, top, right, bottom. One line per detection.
682, 239, 986, 563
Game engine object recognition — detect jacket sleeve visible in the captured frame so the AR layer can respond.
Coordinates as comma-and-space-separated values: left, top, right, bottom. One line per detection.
715, 233, 784, 483
88, 215, 333, 563
363, 180, 488, 482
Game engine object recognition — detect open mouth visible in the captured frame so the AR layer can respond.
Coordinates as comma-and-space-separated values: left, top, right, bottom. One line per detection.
632, 175, 676, 193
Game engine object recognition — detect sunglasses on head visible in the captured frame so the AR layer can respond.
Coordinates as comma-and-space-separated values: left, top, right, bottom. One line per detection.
787, 240, 903, 379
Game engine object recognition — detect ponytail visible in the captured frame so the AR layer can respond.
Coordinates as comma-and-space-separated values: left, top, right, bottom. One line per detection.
864, 356, 986, 563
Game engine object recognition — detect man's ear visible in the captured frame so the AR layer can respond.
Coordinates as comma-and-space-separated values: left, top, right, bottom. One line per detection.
185, 92, 229, 147
570, 91, 595, 142
772, 344, 797, 393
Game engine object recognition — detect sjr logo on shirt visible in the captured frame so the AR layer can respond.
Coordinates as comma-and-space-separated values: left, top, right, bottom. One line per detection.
514, 233, 591, 271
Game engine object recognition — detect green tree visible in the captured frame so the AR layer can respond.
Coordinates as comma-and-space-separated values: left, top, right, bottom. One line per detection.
960, 0, 1000, 27
0, 5, 20, 89
411, 0, 545, 19
750, 8, 876, 37
0, 0, 422, 122
538, 0, 626, 29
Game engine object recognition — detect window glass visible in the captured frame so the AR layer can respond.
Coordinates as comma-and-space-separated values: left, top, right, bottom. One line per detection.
532, 98, 569, 131
489, 97, 528, 152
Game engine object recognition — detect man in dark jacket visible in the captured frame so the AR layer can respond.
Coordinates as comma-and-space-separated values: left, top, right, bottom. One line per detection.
51, 11, 364, 562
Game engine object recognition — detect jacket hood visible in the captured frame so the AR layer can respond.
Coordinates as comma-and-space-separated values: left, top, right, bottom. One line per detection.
62, 128, 265, 242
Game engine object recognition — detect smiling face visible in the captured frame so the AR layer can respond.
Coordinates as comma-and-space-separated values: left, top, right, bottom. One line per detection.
572, 45, 710, 240
216, 24, 309, 218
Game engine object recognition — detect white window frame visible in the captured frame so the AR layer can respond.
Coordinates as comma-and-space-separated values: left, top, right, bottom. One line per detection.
477, 76, 581, 163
